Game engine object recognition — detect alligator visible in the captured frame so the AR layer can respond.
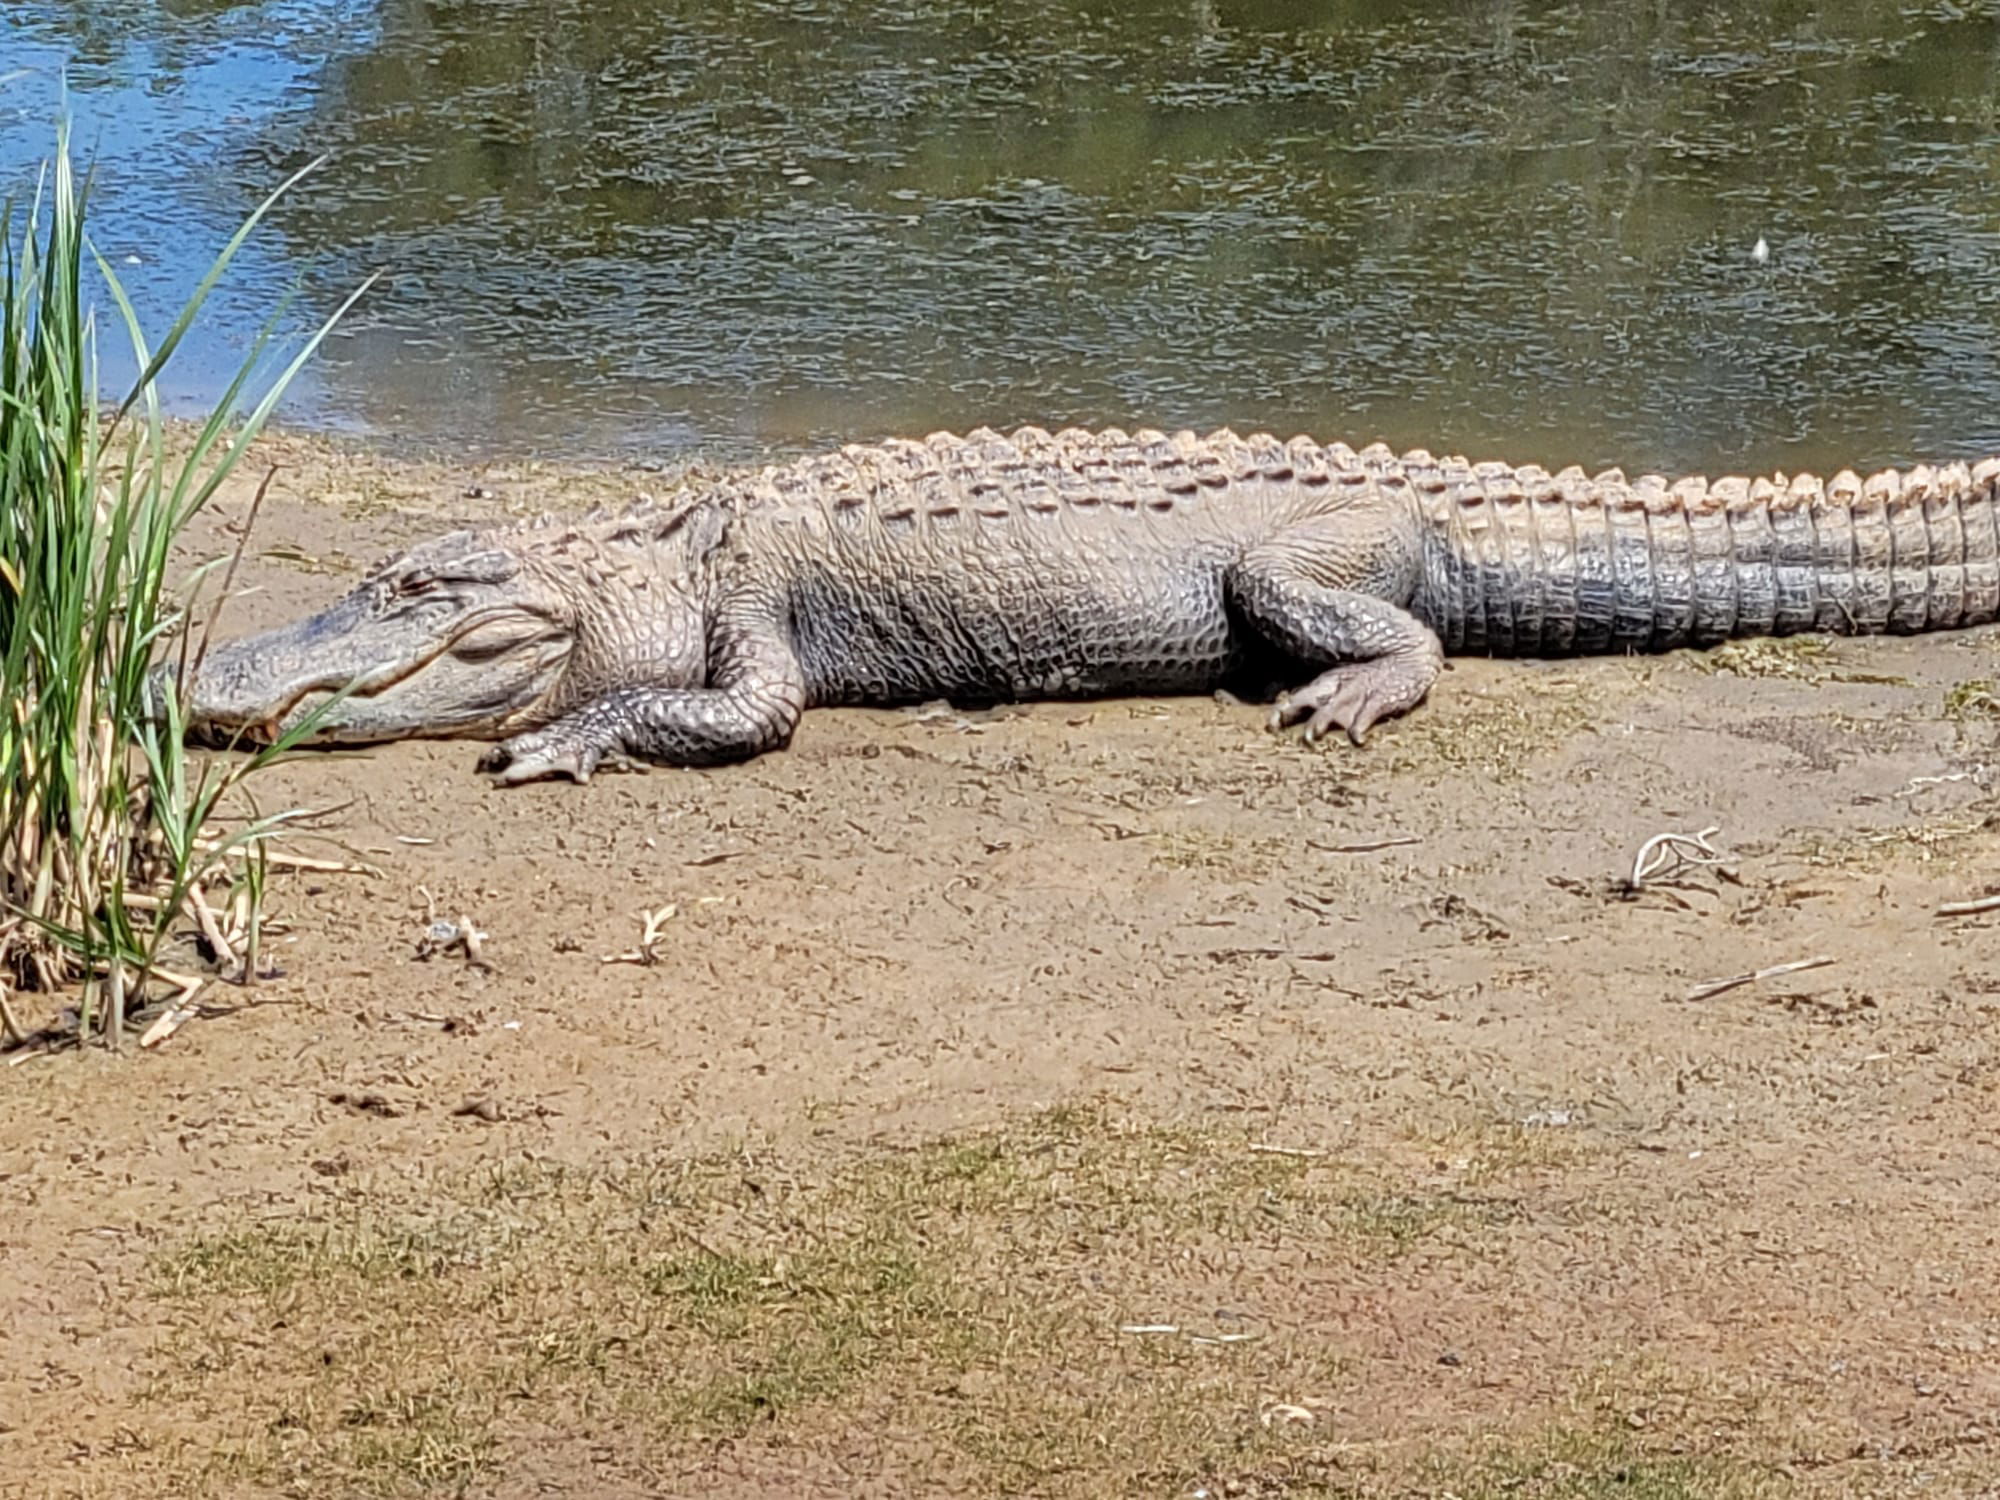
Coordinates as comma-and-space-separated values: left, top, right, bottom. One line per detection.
168, 425, 2000, 785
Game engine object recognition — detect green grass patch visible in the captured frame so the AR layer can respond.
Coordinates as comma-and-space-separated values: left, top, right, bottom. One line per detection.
148, 1104, 1535, 1497
1686, 635, 1837, 680
1365, 1431, 1798, 1499
1380, 675, 1597, 781
1943, 678, 1998, 721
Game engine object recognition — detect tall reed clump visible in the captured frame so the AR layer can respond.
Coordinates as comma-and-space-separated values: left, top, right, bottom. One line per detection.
0, 119, 372, 1049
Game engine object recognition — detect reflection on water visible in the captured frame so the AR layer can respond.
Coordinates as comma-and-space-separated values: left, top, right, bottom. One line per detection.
3, 0, 1998, 472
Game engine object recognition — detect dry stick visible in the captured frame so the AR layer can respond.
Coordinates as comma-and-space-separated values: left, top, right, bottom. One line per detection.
455, 914, 487, 967
1937, 894, 2000, 918
139, 975, 207, 1050
0, 987, 25, 1047
1684, 955, 1834, 1004
601, 904, 679, 966
1630, 826, 1732, 890
138, 1005, 193, 1049
1320, 835, 1423, 854
187, 881, 239, 975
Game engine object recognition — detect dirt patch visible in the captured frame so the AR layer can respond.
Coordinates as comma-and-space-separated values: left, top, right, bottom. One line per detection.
3, 424, 1999, 1499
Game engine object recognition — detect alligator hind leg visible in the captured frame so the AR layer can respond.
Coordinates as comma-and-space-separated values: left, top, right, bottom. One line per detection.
479, 626, 807, 783
1226, 542, 1444, 746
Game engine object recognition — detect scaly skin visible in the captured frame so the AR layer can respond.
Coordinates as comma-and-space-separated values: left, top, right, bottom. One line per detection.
166, 425, 2000, 785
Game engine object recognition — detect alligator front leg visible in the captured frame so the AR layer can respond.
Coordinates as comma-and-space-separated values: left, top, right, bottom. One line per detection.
1227, 539, 1444, 746
478, 627, 806, 784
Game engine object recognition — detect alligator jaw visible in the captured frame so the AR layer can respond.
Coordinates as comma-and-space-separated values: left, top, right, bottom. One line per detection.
172, 586, 574, 748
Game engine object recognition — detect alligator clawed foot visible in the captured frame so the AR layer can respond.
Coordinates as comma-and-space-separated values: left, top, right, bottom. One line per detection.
1268, 656, 1437, 747
479, 733, 635, 786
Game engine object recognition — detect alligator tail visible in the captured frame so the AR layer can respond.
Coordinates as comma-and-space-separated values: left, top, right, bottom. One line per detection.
1415, 456, 2000, 656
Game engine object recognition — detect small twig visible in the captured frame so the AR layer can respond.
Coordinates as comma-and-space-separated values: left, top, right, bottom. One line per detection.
1937, 893, 2000, 918
1684, 955, 1834, 1003
1900, 765, 1987, 796
145, 965, 210, 991
1314, 835, 1423, 855
413, 887, 492, 968
601, 904, 679, 966
187, 881, 239, 974
1248, 1142, 1327, 1159
1628, 825, 1737, 890
134, 965, 208, 1050
138, 990, 205, 1050
415, 916, 491, 969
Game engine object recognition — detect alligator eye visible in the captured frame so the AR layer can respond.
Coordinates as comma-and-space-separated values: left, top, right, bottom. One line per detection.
449, 616, 552, 663
398, 569, 438, 595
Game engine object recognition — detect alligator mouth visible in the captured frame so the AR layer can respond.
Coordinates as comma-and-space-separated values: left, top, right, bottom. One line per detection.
183, 653, 437, 748
190, 699, 345, 749
195, 715, 287, 749
195, 683, 521, 749
184, 608, 575, 749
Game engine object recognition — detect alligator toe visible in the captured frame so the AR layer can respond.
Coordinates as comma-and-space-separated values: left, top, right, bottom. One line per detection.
1275, 654, 1437, 747
480, 730, 603, 785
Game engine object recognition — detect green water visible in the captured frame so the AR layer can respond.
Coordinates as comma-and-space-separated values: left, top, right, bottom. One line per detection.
4, 0, 1998, 472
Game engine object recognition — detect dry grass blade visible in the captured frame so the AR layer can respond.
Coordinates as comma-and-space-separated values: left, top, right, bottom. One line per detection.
192, 837, 381, 876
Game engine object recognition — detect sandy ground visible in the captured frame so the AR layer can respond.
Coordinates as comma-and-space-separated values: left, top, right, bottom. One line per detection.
3, 427, 1999, 1499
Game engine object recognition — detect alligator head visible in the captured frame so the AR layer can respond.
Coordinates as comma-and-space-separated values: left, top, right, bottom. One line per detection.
165, 498, 730, 752
162, 525, 591, 749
